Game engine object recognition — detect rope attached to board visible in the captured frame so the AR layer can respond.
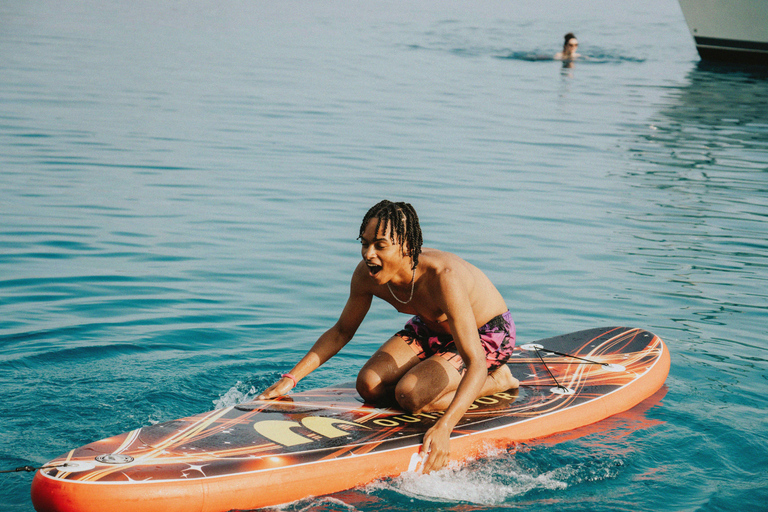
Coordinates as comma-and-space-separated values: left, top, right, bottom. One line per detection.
526, 345, 625, 392
533, 346, 569, 392
0, 463, 71, 474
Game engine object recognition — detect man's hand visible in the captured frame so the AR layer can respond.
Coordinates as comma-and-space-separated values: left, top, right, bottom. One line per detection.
420, 421, 452, 473
257, 377, 295, 400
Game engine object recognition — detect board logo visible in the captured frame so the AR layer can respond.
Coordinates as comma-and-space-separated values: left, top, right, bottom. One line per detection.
370, 391, 518, 427
254, 417, 369, 447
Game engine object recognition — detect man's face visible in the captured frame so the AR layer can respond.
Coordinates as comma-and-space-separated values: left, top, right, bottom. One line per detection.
360, 217, 408, 283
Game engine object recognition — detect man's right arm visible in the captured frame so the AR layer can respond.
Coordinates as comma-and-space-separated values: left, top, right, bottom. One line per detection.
257, 263, 373, 399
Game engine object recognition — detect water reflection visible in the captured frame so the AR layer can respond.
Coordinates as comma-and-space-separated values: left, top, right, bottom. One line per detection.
618, 63, 768, 353
627, 61, 768, 180
629, 61, 768, 201
652, 62, 768, 159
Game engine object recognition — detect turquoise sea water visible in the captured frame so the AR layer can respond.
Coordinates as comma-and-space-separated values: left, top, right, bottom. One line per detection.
2, 0, 767, 510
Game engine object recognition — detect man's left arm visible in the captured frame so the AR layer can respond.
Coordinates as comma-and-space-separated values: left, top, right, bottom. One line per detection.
420, 269, 487, 472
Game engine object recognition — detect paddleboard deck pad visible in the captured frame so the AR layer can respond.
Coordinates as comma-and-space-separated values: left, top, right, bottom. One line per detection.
32, 326, 670, 512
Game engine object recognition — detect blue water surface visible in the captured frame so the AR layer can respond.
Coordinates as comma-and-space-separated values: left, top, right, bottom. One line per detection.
2, 1, 767, 511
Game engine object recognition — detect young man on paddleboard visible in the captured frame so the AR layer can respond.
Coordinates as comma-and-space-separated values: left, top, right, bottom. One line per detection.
258, 200, 518, 473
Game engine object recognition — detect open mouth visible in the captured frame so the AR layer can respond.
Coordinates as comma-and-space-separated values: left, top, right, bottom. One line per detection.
367, 263, 382, 276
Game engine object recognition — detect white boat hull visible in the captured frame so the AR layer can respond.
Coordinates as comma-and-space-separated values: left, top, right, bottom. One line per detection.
677, 0, 768, 64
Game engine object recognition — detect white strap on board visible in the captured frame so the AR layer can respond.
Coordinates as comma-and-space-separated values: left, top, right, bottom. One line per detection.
407, 451, 425, 473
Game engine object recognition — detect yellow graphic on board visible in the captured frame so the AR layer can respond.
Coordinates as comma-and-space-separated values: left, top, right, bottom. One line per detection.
254, 418, 369, 447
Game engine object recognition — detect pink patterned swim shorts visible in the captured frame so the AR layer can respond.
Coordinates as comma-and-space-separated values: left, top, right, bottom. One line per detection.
396, 310, 516, 375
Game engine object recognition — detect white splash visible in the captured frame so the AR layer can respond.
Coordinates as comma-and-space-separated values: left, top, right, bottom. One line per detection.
371, 451, 569, 506
213, 381, 257, 409
267, 495, 360, 511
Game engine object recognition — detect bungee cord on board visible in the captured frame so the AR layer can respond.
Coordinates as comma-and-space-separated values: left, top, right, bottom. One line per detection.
522, 344, 626, 394
0, 463, 72, 474
534, 346, 569, 393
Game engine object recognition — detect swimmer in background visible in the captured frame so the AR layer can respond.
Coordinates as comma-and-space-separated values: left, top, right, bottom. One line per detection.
555, 32, 581, 62
258, 200, 518, 473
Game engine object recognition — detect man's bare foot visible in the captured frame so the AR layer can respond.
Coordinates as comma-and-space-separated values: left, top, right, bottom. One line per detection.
489, 364, 519, 391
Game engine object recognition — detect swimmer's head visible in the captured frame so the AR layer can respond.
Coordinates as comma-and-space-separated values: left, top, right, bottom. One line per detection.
358, 200, 422, 269
563, 32, 578, 52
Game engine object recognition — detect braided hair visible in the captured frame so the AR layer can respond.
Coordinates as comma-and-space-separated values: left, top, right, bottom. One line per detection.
358, 200, 423, 269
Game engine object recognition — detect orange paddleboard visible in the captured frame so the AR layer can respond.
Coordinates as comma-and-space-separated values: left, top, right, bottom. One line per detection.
32, 326, 670, 512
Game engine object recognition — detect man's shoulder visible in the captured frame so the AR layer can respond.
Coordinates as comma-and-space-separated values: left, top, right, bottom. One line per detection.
420, 251, 473, 285
420, 247, 463, 265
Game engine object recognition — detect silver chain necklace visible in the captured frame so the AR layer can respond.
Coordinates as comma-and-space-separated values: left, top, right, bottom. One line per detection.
387, 267, 416, 304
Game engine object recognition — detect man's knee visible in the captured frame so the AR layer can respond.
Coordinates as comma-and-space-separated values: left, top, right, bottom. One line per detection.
394, 375, 427, 413
356, 369, 384, 403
